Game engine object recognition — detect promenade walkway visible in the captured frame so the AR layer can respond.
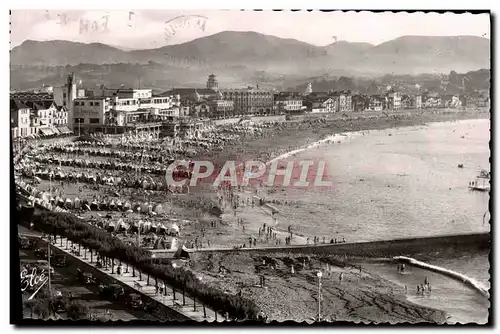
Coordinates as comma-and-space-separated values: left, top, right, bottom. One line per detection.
44, 235, 225, 322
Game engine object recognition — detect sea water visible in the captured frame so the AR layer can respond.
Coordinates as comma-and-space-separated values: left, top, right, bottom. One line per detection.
272, 118, 491, 323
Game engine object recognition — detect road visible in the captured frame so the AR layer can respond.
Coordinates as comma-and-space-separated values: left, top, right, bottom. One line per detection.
19, 241, 158, 321
52, 235, 225, 322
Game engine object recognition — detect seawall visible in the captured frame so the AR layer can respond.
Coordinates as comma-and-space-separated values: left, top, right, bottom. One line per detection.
157, 233, 490, 259
212, 115, 286, 126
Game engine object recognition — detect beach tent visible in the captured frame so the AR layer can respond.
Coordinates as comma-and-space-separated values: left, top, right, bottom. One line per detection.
130, 220, 141, 233
64, 198, 73, 209
90, 201, 99, 210
157, 223, 167, 235
170, 237, 179, 250
106, 221, 115, 233
173, 245, 190, 259
151, 222, 158, 232
169, 223, 180, 236
140, 202, 149, 213
74, 197, 81, 209
116, 219, 128, 232
141, 221, 151, 234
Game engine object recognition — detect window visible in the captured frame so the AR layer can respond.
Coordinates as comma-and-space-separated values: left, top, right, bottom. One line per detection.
94, 101, 100, 106
89, 118, 100, 124
75, 118, 84, 123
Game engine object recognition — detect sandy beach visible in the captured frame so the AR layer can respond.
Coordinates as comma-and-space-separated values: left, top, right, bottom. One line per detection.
188, 251, 448, 323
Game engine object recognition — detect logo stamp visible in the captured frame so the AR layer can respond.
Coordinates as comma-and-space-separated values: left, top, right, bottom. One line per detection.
20, 267, 49, 300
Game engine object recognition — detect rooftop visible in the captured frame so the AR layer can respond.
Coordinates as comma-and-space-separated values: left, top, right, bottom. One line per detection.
160, 88, 217, 96
10, 92, 54, 101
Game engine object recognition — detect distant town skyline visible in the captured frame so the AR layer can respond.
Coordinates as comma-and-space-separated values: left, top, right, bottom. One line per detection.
10, 10, 490, 50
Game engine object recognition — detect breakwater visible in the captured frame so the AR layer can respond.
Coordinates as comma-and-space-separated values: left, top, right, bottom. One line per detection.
180, 233, 490, 258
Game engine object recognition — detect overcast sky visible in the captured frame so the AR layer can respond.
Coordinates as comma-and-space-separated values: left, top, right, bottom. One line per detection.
10, 10, 490, 49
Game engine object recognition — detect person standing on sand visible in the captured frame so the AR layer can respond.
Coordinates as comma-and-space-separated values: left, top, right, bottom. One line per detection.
404, 285, 407, 294
339, 272, 344, 284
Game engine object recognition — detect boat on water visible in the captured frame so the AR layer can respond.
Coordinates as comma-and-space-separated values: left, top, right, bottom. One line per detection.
468, 169, 490, 192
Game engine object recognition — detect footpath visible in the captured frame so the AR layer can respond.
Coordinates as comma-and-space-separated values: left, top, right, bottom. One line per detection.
41, 235, 226, 322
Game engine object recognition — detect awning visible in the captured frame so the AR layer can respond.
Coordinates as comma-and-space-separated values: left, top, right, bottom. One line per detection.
39, 127, 52, 136
58, 127, 73, 134
52, 128, 62, 135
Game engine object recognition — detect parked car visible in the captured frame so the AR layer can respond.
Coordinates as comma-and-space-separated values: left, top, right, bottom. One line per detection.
34, 248, 47, 258
77, 268, 96, 284
18, 236, 33, 249
53, 255, 68, 268
126, 293, 143, 309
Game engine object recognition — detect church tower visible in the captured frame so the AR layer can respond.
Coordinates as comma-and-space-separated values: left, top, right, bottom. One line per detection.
206, 74, 219, 90
304, 82, 312, 95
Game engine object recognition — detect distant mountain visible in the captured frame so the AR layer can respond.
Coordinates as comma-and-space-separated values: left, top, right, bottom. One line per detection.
355, 35, 490, 75
10, 40, 133, 66
10, 32, 490, 89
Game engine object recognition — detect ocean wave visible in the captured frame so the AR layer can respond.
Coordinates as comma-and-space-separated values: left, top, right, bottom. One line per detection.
394, 256, 489, 299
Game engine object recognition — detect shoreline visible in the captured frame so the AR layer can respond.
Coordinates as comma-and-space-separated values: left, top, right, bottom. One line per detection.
189, 251, 449, 323
260, 111, 490, 168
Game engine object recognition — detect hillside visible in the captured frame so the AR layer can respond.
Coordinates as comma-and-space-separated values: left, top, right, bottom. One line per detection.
10, 32, 490, 90
287, 69, 491, 95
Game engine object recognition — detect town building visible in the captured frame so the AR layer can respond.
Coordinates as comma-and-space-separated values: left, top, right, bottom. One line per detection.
221, 87, 274, 115
274, 94, 304, 113
70, 86, 183, 134
10, 100, 33, 138
304, 93, 336, 113
331, 91, 353, 112
53, 73, 83, 131
386, 90, 402, 110
401, 95, 422, 109
206, 99, 234, 118
367, 95, 386, 111
161, 88, 218, 102
442, 95, 462, 108
352, 95, 369, 112
10, 92, 70, 138
422, 96, 441, 108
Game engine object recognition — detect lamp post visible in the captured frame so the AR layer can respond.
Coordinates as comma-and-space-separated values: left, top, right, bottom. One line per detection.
172, 263, 177, 303
137, 207, 142, 247
317, 271, 323, 322
198, 276, 206, 318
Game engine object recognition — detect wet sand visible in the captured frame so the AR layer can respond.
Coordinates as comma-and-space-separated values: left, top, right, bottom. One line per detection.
190, 251, 447, 323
